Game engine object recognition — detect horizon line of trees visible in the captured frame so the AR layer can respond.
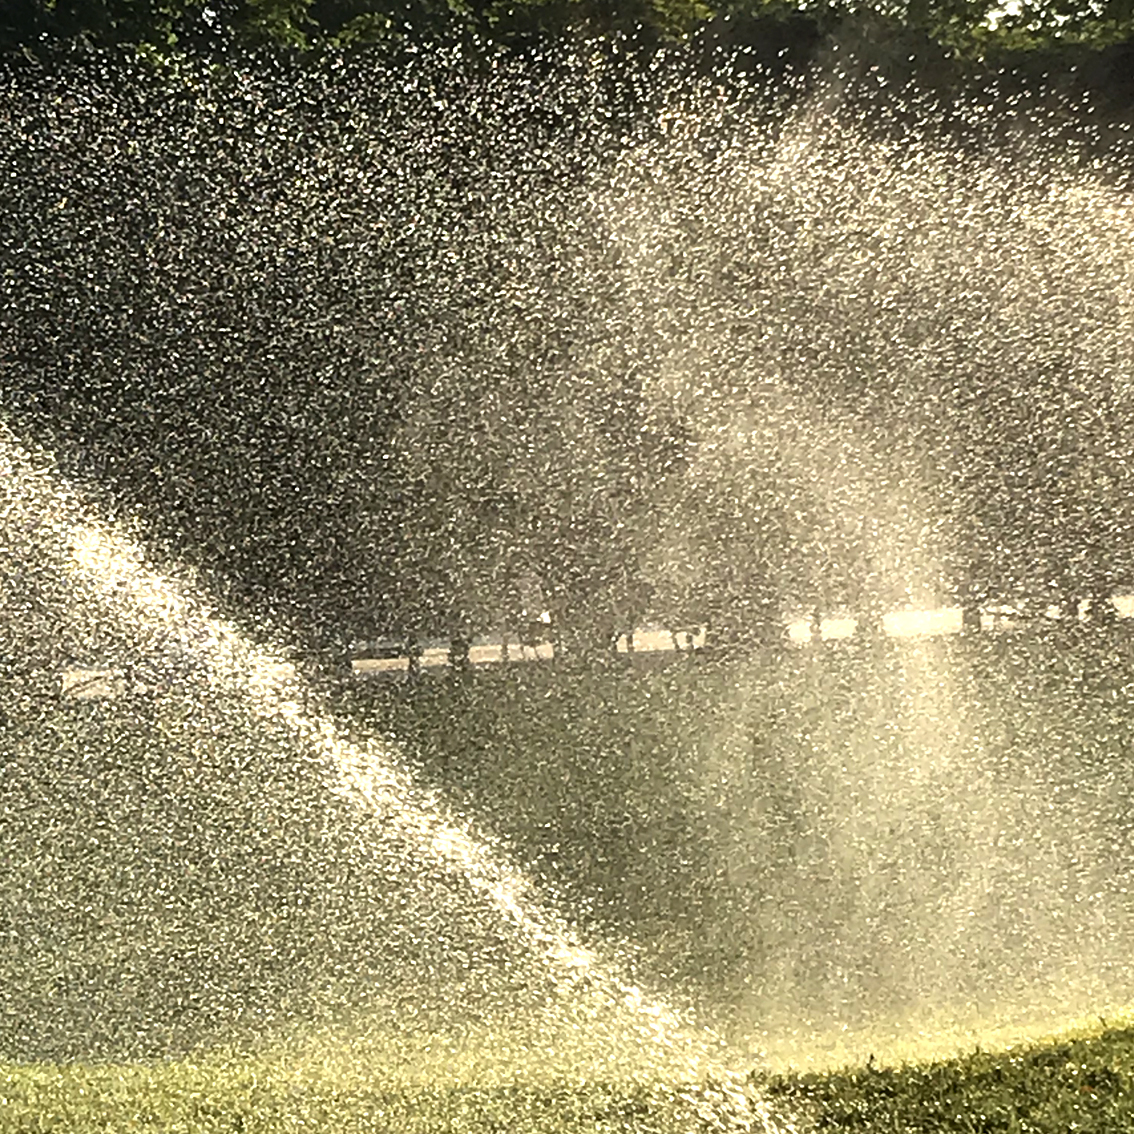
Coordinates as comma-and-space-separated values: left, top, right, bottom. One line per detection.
3, 0, 1134, 81
2, 38, 1132, 674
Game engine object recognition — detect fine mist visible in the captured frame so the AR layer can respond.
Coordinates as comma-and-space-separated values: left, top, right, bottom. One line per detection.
2, 36, 1133, 1085
690, 634, 1134, 1065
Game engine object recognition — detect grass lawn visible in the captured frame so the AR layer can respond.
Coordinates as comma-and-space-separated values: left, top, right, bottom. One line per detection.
4, 1020, 1134, 1132
759, 1019, 1134, 1132
6, 625, 1134, 1129
341, 628, 1134, 1053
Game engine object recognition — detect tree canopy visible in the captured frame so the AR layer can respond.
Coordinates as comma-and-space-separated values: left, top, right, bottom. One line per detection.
3, 0, 1133, 69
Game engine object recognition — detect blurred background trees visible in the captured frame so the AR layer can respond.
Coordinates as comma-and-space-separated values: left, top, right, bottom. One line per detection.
1, 1, 1132, 667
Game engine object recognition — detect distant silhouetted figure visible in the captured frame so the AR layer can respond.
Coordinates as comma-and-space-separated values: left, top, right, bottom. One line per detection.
404, 636, 422, 681
448, 634, 471, 673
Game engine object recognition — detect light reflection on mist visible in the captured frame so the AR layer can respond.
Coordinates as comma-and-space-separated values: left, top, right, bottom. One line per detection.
1, 46, 1133, 1099
696, 630, 1134, 1070
2, 425, 789, 1108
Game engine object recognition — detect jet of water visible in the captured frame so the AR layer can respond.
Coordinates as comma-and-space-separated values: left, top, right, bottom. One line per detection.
1, 421, 793, 1127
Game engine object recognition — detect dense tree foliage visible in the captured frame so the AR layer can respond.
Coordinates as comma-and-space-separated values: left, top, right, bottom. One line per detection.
0, 44, 669, 661
3, 0, 1133, 66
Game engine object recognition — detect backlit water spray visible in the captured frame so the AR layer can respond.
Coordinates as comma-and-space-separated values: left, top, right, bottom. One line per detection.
0, 425, 783, 1126
3, 31, 1134, 1105
582, 70, 1134, 1067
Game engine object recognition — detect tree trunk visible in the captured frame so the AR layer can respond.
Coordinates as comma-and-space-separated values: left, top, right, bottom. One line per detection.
448, 634, 471, 674
809, 607, 822, 644
1058, 586, 1080, 627
959, 575, 983, 635
858, 602, 886, 641
404, 636, 421, 681
1086, 586, 1118, 627
960, 598, 982, 635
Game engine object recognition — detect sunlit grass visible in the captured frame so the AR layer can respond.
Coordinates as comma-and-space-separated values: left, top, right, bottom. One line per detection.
0, 1052, 765, 1133
5, 1020, 1134, 1132
754, 1002, 1134, 1076
760, 1019, 1134, 1134
10, 486, 1134, 1129
346, 627, 1134, 1068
